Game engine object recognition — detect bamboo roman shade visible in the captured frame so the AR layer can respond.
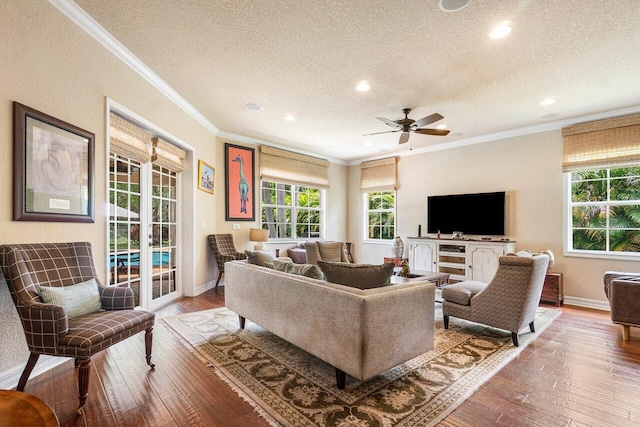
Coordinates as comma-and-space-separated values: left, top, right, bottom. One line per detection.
259, 146, 330, 189
152, 137, 186, 172
360, 157, 397, 192
109, 113, 152, 163
562, 113, 640, 171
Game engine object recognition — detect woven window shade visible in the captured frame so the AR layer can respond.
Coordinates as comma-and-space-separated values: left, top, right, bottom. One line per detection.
562, 113, 640, 171
152, 137, 186, 172
360, 157, 397, 192
259, 146, 330, 189
109, 113, 152, 163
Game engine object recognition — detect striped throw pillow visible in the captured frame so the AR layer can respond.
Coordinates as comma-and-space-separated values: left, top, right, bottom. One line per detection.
39, 278, 102, 319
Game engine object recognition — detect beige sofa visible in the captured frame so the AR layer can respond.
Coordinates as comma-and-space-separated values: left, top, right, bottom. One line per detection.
224, 260, 435, 389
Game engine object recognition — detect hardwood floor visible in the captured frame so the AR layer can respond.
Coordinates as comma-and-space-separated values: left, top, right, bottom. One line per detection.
20, 289, 640, 426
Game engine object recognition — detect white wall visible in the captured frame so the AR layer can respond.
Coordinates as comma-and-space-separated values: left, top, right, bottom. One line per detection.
348, 130, 638, 305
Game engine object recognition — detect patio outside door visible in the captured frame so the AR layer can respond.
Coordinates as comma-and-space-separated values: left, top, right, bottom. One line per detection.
108, 154, 180, 310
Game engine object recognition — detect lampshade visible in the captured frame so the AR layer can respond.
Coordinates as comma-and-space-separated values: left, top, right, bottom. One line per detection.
249, 228, 269, 250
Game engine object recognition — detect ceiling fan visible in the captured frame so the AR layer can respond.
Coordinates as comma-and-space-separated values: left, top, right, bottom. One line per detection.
364, 108, 450, 144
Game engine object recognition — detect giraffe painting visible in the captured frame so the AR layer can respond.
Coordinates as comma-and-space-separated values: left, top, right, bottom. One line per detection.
233, 154, 249, 213
225, 143, 255, 220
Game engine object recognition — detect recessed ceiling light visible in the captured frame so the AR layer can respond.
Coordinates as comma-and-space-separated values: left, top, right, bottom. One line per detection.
490, 21, 512, 39
436, 124, 448, 129
439, 0, 472, 12
540, 98, 556, 106
245, 103, 263, 111
356, 81, 370, 92
364, 141, 373, 147
284, 114, 295, 121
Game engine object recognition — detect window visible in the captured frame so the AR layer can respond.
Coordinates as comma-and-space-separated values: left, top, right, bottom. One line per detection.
365, 191, 395, 240
568, 166, 640, 255
260, 180, 322, 239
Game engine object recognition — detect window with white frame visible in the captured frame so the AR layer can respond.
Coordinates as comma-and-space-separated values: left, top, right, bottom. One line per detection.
568, 166, 640, 254
260, 180, 322, 239
365, 191, 396, 240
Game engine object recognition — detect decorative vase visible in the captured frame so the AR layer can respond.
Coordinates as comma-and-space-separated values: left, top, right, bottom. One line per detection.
391, 236, 404, 258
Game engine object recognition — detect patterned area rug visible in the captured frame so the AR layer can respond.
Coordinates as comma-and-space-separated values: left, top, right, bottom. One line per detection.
162, 306, 560, 426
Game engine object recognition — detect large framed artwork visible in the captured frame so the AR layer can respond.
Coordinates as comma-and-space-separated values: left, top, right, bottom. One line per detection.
13, 102, 95, 222
225, 143, 255, 221
197, 159, 215, 194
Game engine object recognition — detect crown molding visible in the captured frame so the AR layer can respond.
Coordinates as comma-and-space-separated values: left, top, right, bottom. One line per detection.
348, 105, 640, 166
217, 130, 348, 166
48, 0, 219, 135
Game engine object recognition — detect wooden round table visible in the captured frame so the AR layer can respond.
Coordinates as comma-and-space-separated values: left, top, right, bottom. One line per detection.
0, 390, 59, 427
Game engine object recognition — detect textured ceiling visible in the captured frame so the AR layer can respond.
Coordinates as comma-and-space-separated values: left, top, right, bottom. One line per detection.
74, 0, 640, 162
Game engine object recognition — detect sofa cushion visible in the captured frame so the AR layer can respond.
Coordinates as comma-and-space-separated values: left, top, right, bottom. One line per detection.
271, 258, 324, 280
39, 278, 102, 319
317, 261, 394, 290
245, 250, 275, 266
441, 281, 487, 306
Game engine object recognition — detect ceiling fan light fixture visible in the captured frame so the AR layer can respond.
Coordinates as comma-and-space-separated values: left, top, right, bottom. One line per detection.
284, 114, 295, 121
356, 81, 370, 92
439, 0, 472, 12
436, 124, 448, 129
490, 21, 512, 39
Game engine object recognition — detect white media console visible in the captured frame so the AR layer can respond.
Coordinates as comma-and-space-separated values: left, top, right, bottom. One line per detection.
407, 237, 516, 284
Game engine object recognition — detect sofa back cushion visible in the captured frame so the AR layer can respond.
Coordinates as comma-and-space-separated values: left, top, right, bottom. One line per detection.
317, 261, 394, 290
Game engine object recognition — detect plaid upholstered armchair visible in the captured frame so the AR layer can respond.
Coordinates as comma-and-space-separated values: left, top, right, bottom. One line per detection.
208, 234, 247, 291
0, 242, 155, 414
442, 253, 549, 346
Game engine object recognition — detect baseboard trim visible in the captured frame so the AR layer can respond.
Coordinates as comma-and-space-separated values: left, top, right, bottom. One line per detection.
0, 355, 70, 390
194, 279, 222, 296
563, 296, 610, 311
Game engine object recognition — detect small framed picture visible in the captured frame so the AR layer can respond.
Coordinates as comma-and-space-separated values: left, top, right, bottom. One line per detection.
13, 102, 95, 222
197, 159, 215, 194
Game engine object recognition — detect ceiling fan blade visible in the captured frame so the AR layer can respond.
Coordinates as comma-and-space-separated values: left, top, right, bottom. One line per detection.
414, 128, 450, 136
363, 129, 401, 136
413, 113, 444, 128
399, 132, 410, 144
376, 117, 402, 129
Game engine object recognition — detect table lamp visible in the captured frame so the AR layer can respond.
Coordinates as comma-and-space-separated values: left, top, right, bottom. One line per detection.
249, 228, 269, 250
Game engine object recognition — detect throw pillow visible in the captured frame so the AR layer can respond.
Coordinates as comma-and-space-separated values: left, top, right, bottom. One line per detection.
271, 258, 324, 280
39, 278, 102, 319
317, 261, 395, 290
245, 250, 275, 267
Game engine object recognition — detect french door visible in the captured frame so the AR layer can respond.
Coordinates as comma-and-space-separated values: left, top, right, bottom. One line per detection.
108, 153, 180, 310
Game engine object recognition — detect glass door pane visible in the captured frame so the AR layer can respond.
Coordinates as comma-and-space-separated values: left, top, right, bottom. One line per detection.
151, 165, 178, 302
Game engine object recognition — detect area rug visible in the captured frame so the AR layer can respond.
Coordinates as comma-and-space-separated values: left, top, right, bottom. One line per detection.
161, 307, 560, 426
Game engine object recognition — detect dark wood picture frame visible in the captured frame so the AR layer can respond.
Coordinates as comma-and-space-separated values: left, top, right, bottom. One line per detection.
13, 102, 95, 222
224, 143, 255, 221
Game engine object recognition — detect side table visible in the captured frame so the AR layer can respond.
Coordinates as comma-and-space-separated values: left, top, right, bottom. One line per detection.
0, 390, 59, 427
541, 272, 563, 306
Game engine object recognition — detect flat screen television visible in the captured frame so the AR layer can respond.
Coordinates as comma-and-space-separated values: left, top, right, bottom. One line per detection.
427, 191, 505, 236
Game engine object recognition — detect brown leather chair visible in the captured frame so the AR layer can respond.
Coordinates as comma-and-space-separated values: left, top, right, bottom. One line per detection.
0, 242, 155, 414
207, 234, 247, 291
604, 271, 640, 340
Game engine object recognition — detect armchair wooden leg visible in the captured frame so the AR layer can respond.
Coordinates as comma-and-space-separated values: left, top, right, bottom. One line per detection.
17, 353, 40, 391
511, 332, 519, 347
76, 357, 91, 414
529, 321, 535, 333
622, 325, 630, 341
335, 368, 346, 390
214, 271, 223, 292
145, 328, 155, 369
443, 314, 449, 329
